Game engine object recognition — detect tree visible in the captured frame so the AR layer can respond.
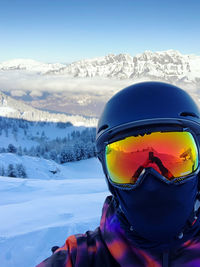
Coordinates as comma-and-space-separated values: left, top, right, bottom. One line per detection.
50, 150, 57, 161
0, 165, 5, 176
7, 144, 17, 153
17, 146, 23, 156
1, 147, 6, 153
56, 122, 73, 128
29, 146, 36, 157
12, 125, 18, 141
16, 164, 27, 178
60, 148, 69, 164
41, 131, 46, 139
7, 164, 16, 177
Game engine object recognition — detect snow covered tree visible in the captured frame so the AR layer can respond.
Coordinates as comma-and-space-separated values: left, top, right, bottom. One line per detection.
17, 146, 23, 156
0, 165, 5, 176
56, 122, 73, 128
4, 128, 8, 137
49, 150, 57, 161
16, 164, 27, 178
29, 146, 36, 157
7, 164, 17, 177
60, 148, 69, 164
12, 125, 18, 141
1, 147, 6, 153
41, 131, 46, 139
7, 144, 17, 153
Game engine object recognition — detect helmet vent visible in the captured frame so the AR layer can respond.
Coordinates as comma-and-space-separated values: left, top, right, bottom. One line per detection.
179, 112, 199, 118
98, 124, 109, 133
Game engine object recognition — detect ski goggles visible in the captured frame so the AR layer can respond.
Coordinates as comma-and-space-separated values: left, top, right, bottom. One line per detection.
105, 131, 199, 188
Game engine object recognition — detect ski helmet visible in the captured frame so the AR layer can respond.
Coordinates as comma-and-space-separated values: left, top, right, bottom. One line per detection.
96, 81, 200, 192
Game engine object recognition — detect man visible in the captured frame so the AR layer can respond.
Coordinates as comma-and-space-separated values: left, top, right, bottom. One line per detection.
37, 82, 200, 267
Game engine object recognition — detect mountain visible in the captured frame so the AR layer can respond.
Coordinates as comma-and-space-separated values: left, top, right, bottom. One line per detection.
0, 58, 65, 73
0, 50, 200, 117
1, 50, 200, 85
0, 91, 97, 126
46, 50, 200, 87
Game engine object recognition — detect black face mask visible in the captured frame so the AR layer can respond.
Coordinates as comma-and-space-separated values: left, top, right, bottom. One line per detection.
114, 172, 198, 243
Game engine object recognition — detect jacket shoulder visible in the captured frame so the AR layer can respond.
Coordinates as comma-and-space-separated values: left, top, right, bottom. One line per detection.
36, 234, 77, 267
36, 227, 119, 267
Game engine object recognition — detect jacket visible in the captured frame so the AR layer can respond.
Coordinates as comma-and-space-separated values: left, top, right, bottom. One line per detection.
36, 196, 200, 267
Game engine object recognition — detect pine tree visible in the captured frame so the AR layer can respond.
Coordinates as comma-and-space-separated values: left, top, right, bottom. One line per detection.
50, 150, 57, 161
7, 144, 17, 153
7, 164, 16, 178
0, 165, 5, 176
17, 146, 23, 156
16, 164, 27, 178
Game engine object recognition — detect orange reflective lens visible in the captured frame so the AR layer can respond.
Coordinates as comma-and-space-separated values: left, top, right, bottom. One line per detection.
105, 132, 198, 184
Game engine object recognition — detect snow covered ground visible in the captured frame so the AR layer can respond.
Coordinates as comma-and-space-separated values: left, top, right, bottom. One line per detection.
0, 157, 109, 267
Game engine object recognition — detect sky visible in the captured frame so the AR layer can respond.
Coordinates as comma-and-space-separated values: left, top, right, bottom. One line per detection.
0, 0, 200, 63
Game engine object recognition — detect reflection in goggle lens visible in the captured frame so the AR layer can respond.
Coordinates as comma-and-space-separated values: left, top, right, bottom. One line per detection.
105, 131, 198, 185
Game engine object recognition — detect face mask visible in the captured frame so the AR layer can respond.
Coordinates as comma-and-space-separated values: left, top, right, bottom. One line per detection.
114, 173, 198, 243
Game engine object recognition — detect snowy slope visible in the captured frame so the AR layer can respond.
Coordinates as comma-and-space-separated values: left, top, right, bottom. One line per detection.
0, 91, 98, 126
0, 121, 84, 148
0, 116, 89, 151
0, 157, 109, 267
0, 154, 103, 180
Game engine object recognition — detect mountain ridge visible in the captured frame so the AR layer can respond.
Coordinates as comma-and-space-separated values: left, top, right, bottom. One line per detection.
1, 50, 199, 82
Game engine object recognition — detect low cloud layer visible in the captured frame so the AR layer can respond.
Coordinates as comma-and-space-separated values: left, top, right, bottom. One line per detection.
0, 70, 133, 97
0, 70, 199, 117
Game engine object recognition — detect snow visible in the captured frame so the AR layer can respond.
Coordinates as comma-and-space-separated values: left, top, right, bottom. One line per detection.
0, 58, 65, 74
0, 91, 98, 126
0, 157, 109, 267
0, 154, 105, 180
1, 50, 200, 83
0, 106, 16, 115
0, 130, 38, 150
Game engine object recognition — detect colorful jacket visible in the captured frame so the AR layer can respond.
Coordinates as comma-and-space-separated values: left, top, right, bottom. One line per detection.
36, 196, 200, 267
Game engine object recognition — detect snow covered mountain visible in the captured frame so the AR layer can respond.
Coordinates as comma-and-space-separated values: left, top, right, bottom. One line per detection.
0, 50, 200, 117
52, 50, 200, 87
0, 91, 97, 126
0, 58, 65, 74
1, 50, 200, 85
1, 50, 199, 86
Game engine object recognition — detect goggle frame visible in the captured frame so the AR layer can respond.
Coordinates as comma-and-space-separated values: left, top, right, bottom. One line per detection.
98, 125, 200, 190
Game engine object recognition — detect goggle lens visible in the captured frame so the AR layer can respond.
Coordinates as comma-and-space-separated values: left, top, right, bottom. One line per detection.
105, 131, 198, 185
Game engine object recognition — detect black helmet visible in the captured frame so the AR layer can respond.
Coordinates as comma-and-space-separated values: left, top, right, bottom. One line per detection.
96, 81, 200, 151
96, 82, 200, 192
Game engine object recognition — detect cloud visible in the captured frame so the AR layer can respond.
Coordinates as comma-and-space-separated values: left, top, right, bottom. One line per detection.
10, 90, 27, 97
29, 90, 43, 97
0, 70, 199, 110
0, 70, 132, 96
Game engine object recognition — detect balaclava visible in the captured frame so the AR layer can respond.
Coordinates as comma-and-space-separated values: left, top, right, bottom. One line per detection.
113, 170, 199, 247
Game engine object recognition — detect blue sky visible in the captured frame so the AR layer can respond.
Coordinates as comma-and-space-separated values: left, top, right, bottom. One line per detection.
0, 0, 199, 63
